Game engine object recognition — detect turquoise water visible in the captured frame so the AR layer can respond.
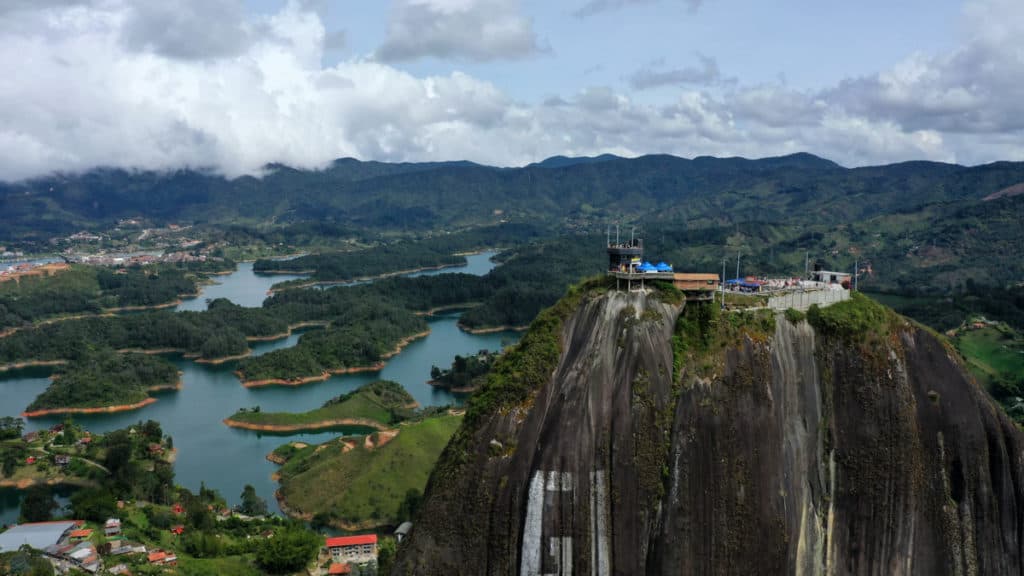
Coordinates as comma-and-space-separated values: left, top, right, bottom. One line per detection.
175, 261, 306, 311
0, 252, 516, 522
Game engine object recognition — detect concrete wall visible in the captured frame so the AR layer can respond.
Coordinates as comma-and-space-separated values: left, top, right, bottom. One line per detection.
768, 288, 849, 312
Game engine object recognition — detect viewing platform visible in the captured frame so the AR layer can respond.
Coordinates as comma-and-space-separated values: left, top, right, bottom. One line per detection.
606, 233, 718, 299
607, 270, 675, 282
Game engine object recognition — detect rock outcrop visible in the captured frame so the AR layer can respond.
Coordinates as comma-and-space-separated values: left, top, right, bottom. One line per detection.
393, 285, 1024, 575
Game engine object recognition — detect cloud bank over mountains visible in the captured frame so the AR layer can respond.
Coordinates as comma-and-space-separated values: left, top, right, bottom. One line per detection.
0, 0, 1021, 181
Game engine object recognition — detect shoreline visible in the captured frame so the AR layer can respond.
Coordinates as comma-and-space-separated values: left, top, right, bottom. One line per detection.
414, 302, 481, 317
195, 350, 251, 364
147, 378, 184, 392
237, 329, 431, 387
244, 321, 330, 342
22, 397, 159, 418
457, 323, 529, 334
223, 417, 389, 433
266, 261, 467, 294
0, 359, 67, 372
426, 380, 477, 394
103, 296, 193, 313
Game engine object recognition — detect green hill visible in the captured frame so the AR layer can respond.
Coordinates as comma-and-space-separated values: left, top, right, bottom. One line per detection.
274, 413, 463, 529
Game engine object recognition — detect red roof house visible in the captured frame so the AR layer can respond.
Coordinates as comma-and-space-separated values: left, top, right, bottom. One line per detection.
329, 563, 353, 574
147, 551, 167, 564
326, 534, 378, 564
325, 534, 378, 548
171, 525, 185, 535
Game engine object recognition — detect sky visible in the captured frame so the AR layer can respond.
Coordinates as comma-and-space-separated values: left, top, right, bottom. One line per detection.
0, 0, 1022, 181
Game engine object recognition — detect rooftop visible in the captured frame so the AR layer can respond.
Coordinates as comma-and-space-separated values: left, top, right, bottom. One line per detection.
326, 534, 378, 548
0, 520, 78, 552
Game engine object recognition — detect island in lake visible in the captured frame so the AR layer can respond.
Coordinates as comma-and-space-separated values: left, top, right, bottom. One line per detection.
224, 380, 417, 432
23, 350, 181, 417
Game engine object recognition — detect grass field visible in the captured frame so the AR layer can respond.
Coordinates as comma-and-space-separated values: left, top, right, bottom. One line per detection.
227, 380, 414, 428
956, 325, 1024, 389
277, 414, 463, 528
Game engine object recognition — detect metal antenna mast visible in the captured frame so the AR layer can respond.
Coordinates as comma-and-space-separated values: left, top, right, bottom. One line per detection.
721, 257, 728, 309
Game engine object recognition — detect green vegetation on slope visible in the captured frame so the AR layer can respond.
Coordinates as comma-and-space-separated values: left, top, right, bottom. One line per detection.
868, 283, 1024, 333
276, 413, 463, 529
26, 350, 179, 412
227, 380, 416, 428
807, 291, 900, 342
955, 323, 1024, 422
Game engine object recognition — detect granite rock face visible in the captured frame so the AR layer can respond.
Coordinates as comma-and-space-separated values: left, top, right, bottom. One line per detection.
393, 290, 1024, 575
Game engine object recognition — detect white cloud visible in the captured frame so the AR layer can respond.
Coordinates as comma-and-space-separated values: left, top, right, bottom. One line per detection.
0, 0, 1022, 181
629, 54, 724, 89
375, 0, 541, 62
574, 0, 702, 19
824, 0, 1024, 135
119, 0, 252, 60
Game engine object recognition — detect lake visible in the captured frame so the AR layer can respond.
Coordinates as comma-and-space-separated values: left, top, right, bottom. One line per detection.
0, 252, 518, 523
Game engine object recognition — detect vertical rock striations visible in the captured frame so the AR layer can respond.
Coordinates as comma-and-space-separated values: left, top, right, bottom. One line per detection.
393, 286, 1024, 575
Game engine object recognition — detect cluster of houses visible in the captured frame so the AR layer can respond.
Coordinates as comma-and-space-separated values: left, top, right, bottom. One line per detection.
2, 517, 405, 574
0, 514, 192, 574
0, 261, 69, 283
65, 250, 219, 267
0, 519, 115, 573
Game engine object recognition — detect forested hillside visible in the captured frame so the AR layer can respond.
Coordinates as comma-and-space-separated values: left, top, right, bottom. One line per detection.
5, 154, 1024, 240
4, 153, 1024, 327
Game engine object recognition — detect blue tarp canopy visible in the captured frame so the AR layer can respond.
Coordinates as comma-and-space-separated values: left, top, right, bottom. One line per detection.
655, 262, 673, 272
636, 261, 656, 272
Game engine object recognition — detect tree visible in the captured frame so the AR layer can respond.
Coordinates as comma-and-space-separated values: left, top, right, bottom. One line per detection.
141, 420, 163, 444
2, 451, 18, 478
103, 430, 133, 478
70, 487, 116, 522
183, 531, 224, 558
59, 419, 77, 446
255, 526, 319, 574
20, 485, 56, 523
377, 537, 397, 574
396, 488, 422, 522
185, 497, 215, 531
239, 484, 267, 516
0, 416, 24, 440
